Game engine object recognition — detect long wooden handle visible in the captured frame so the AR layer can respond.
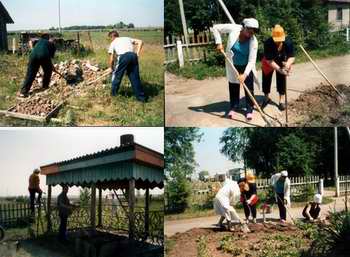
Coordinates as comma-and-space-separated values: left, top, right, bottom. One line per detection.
222, 52, 272, 126
299, 45, 343, 98
87, 70, 111, 85
217, 0, 236, 24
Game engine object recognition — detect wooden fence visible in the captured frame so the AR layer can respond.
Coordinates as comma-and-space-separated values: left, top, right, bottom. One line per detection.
0, 203, 32, 228
164, 33, 214, 66
337, 175, 350, 195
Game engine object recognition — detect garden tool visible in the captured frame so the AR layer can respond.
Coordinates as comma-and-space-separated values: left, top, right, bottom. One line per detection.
222, 52, 278, 126
53, 69, 77, 85
299, 45, 346, 103
86, 69, 111, 85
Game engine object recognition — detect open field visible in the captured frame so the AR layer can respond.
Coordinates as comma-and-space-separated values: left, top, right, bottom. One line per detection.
0, 30, 164, 126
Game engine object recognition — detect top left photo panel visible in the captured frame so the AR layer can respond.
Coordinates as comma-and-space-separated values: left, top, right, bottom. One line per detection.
0, 0, 164, 127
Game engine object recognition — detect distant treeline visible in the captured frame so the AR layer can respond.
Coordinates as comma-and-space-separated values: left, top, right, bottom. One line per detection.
49, 22, 136, 31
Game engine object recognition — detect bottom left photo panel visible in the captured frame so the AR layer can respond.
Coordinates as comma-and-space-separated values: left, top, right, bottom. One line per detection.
0, 127, 164, 257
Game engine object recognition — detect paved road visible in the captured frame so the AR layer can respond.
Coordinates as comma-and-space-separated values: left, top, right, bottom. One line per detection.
166, 54, 350, 127
165, 194, 348, 237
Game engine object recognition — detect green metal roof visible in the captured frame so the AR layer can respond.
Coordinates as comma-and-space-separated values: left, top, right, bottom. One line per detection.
41, 142, 164, 189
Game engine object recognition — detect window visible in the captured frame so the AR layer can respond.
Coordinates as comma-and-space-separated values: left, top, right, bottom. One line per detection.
336, 8, 343, 21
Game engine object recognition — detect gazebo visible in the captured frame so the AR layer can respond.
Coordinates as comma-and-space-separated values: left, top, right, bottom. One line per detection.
40, 134, 164, 254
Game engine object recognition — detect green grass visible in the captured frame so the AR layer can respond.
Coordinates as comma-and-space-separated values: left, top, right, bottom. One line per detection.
0, 30, 164, 126
166, 42, 350, 80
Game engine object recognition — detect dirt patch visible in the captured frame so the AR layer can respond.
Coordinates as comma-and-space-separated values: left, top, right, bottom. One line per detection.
289, 83, 350, 126
13, 97, 58, 116
166, 222, 310, 257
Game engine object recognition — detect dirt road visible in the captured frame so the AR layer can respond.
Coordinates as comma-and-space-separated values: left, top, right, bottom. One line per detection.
166, 54, 350, 127
165, 194, 347, 237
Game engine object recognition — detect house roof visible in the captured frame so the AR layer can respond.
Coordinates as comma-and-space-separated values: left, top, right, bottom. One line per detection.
40, 137, 164, 189
0, 2, 14, 24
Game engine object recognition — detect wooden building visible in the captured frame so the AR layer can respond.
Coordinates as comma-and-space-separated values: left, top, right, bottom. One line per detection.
0, 1, 14, 51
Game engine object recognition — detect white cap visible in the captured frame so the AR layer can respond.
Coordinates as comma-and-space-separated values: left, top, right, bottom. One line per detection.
314, 194, 322, 204
242, 18, 259, 29
281, 170, 288, 177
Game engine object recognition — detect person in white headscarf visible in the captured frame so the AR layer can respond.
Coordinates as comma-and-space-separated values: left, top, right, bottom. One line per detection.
302, 193, 322, 222
271, 170, 291, 223
213, 179, 248, 231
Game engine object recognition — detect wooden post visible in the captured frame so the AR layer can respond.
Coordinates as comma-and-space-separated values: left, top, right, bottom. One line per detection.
128, 178, 135, 240
144, 188, 150, 239
176, 40, 184, 67
47, 185, 52, 233
335, 127, 339, 197
91, 184, 96, 230
76, 32, 80, 56
319, 179, 324, 196
87, 31, 94, 52
98, 187, 102, 227
12, 38, 16, 54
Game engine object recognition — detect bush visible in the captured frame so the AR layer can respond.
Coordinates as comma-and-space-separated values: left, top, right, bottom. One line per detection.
292, 184, 315, 203
306, 211, 350, 257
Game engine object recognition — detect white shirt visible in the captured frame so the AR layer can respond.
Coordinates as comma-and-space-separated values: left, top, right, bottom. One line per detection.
211, 23, 260, 86
215, 179, 240, 207
108, 37, 135, 56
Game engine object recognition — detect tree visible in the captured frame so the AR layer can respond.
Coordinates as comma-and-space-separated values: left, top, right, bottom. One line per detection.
198, 170, 210, 181
79, 188, 91, 207
165, 128, 202, 212
127, 23, 135, 29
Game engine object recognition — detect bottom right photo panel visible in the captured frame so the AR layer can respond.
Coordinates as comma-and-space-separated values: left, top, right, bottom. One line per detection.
165, 127, 350, 257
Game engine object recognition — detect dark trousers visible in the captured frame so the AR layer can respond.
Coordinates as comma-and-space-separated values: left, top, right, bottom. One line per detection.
111, 52, 145, 101
21, 57, 53, 94
243, 201, 257, 219
29, 188, 42, 213
262, 60, 286, 95
228, 65, 254, 112
58, 214, 68, 240
276, 193, 287, 220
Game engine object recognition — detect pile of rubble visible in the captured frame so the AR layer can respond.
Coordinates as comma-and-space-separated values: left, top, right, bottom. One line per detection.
30, 59, 106, 93
13, 97, 58, 116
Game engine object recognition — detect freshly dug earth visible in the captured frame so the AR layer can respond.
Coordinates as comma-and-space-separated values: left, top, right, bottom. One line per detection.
289, 83, 350, 126
13, 97, 58, 116
166, 222, 311, 257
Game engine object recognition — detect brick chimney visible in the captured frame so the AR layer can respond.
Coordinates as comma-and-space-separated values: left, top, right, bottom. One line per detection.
120, 134, 134, 146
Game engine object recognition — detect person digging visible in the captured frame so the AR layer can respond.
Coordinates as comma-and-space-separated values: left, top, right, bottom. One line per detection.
107, 31, 147, 102
261, 25, 295, 111
271, 170, 291, 223
211, 18, 260, 121
18, 33, 57, 98
238, 172, 259, 224
302, 193, 322, 222
213, 179, 250, 232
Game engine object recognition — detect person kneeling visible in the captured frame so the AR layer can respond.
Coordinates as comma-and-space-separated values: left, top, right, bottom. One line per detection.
302, 194, 322, 222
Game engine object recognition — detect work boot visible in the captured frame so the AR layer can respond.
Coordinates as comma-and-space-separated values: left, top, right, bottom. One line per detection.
227, 221, 234, 231
252, 218, 257, 224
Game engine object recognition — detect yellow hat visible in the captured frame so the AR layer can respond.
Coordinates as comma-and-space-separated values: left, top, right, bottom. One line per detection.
246, 173, 256, 183
272, 25, 285, 42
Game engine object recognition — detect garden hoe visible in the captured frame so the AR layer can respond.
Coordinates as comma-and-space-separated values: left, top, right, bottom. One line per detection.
222, 52, 278, 127
299, 45, 346, 104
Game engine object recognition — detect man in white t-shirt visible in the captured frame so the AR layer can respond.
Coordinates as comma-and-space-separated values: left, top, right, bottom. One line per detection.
107, 31, 146, 102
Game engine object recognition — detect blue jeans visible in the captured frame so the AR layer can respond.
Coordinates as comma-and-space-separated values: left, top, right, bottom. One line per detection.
111, 52, 145, 101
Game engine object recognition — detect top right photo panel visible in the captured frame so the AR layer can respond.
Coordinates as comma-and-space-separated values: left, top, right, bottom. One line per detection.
164, 0, 350, 127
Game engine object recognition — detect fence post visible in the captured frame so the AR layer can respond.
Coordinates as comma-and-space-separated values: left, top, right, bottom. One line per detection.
177, 40, 184, 67
12, 38, 16, 54
336, 176, 340, 197
319, 178, 324, 195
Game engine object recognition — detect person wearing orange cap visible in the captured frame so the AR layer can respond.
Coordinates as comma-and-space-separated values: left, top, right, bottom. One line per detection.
211, 18, 260, 121
261, 25, 295, 111
28, 168, 42, 214
238, 173, 258, 223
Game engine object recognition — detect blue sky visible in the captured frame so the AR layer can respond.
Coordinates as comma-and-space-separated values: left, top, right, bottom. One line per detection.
2, 0, 164, 31
194, 128, 242, 177
0, 127, 163, 196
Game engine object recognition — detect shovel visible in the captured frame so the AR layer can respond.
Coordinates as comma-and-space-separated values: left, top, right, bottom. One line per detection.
222, 52, 278, 126
299, 45, 346, 103
53, 69, 77, 85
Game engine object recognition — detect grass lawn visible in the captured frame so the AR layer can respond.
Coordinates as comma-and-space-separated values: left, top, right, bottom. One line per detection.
0, 30, 164, 126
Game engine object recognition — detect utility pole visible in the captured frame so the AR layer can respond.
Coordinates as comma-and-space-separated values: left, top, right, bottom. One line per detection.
335, 127, 339, 197
58, 0, 62, 33
178, 0, 189, 45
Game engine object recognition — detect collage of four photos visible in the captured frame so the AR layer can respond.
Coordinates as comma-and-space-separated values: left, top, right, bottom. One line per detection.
0, 0, 350, 257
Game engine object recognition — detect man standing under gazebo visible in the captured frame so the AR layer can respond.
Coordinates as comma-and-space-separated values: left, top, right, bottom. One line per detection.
57, 185, 74, 242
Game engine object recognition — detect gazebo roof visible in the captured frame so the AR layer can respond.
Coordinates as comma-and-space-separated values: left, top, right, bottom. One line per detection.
40, 135, 164, 189
0, 2, 14, 24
